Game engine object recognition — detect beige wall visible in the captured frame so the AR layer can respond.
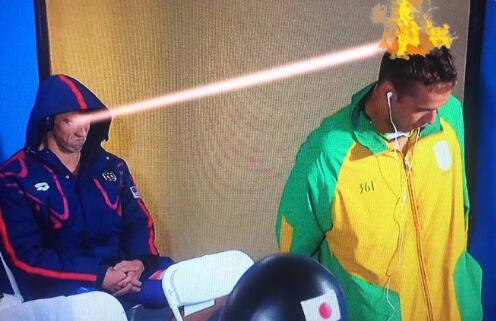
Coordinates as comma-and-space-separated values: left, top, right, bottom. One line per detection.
45, 0, 470, 260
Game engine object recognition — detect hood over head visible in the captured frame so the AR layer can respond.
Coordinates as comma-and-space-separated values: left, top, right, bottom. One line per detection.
25, 74, 111, 153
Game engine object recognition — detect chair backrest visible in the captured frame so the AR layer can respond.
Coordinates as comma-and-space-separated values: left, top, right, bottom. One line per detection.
0, 249, 23, 302
162, 250, 254, 321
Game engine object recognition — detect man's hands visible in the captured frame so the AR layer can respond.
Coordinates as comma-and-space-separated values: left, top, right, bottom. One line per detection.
102, 260, 145, 296
114, 260, 145, 296
102, 268, 128, 294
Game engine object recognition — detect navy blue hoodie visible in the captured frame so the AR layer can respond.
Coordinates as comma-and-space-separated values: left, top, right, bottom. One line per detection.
0, 75, 159, 300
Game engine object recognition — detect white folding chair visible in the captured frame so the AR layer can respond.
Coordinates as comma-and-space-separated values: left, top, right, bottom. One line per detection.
67, 291, 128, 321
1, 250, 126, 321
162, 250, 254, 321
0, 248, 23, 302
0, 291, 127, 321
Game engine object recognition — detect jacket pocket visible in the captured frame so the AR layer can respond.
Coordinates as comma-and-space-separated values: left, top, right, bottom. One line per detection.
325, 250, 402, 321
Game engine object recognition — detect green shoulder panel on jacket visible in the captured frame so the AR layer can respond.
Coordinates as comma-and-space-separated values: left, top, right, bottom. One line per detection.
438, 96, 466, 160
438, 95, 470, 213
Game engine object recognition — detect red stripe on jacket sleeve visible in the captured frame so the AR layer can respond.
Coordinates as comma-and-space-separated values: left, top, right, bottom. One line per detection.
136, 198, 159, 255
128, 174, 159, 255
0, 207, 96, 282
0, 152, 28, 178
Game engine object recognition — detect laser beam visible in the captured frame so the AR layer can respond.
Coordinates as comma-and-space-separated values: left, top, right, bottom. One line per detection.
86, 41, 383, 123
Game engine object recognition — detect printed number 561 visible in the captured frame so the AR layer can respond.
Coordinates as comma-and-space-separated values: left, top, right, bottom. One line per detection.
360, 181, 375, 194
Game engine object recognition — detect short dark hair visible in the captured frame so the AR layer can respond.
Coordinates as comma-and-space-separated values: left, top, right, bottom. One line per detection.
378, 46, 457, 95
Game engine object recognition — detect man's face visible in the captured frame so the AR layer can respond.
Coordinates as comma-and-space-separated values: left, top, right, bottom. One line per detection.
391, 82, 453, 132
50, 111, 90, 153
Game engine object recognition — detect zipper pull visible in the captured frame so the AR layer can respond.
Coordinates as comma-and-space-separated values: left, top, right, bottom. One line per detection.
404, 157, 411, 172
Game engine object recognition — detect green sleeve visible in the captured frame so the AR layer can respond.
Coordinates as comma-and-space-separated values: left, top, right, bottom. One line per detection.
276, 129, 338, 256
275, 103, 357, 256
439, 96, 470, 213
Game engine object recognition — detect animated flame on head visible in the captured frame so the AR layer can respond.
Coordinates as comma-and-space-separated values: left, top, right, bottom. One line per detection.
372, 0, 454, 59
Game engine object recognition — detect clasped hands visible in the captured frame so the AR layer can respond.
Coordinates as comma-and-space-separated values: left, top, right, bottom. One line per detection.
102, 259, 145, 296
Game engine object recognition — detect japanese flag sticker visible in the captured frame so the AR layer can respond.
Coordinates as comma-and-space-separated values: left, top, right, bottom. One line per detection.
300, 291, 341, 321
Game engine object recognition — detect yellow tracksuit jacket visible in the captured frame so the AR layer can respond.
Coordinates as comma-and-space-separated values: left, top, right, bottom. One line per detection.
276, 83, 483, 321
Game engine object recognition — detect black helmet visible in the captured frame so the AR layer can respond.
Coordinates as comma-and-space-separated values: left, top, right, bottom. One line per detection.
216, 253, 347, 321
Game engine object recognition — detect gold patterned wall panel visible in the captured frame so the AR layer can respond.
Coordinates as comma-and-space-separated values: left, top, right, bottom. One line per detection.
45, 0, 470, 260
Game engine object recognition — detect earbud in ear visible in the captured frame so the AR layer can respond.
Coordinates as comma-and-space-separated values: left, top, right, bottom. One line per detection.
45, 116, 54, 131
386, 91, 393, 101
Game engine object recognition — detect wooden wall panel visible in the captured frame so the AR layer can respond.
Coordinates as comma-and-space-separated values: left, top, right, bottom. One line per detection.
45, 0, 470, 260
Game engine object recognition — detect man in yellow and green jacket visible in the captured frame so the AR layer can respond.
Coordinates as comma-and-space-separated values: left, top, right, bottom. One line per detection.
276, 47, 482, 321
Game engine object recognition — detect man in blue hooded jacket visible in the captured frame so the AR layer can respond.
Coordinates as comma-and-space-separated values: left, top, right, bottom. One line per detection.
0, 74, 173, 308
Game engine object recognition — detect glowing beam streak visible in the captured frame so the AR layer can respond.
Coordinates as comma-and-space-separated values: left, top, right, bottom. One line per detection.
88, 41, 383, 123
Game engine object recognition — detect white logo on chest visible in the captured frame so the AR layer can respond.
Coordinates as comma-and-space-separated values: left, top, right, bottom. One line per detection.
102, 171, 117, 182
434, 140, 452, 171
34, 182, 50, 191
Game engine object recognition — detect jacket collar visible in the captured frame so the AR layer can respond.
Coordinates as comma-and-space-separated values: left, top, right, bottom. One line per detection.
29, 146, 107, 178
